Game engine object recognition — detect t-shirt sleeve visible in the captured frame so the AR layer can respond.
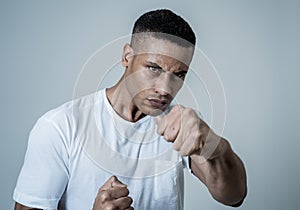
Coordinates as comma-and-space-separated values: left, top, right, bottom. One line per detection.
13, 116, 70, 209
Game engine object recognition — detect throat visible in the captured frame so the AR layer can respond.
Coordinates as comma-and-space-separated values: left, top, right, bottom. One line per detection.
106, 87, 146, 123
130, 109, 146, 122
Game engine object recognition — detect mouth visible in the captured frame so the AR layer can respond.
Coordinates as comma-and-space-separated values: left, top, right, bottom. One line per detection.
147, 98, 169, 109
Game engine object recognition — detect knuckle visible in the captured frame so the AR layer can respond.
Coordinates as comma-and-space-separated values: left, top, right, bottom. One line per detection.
183, 107, 197, 117
163, 132, 171, 140
99, 192, 110, 203
183, 107, 192, 113
127, 196, 133, 205
164, 135, 172, 142
124, 188, 129, 196
121, 196, 133, 207
157, 127, 165, 135
172, 104, 184, 114
173, 104, 182, 110
178, 104, 185, 109
106, 203, 116, 210
98, 188, 103, 194
110, 175, 117, 182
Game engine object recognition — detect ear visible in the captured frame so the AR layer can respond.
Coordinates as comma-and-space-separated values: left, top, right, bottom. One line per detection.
122, 43, 134, 67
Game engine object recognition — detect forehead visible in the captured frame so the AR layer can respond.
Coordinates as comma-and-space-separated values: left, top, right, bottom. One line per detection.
133, 36, 194, 66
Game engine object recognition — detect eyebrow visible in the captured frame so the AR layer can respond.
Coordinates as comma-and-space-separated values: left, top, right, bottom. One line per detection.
145, 61, 163, 69
174, 70, 188, 74
145, 61, 188, 74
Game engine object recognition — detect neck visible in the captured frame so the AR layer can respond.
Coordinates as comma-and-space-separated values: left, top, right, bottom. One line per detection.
106, 76, 146, 122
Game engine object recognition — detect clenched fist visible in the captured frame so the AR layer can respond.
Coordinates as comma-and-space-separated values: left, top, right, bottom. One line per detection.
93, 176, 134, 210
156, 105, 224, 160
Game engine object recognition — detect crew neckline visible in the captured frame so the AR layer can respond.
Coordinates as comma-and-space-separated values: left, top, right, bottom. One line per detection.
101, 88, 151, 126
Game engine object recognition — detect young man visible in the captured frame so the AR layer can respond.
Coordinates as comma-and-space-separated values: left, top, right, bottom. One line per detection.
14, 9, 247, 210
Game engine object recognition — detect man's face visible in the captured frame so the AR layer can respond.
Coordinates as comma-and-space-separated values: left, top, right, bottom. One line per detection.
122, 36, 194, 116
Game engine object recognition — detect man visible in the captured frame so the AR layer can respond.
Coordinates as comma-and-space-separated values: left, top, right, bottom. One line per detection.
14, 9, 247, 210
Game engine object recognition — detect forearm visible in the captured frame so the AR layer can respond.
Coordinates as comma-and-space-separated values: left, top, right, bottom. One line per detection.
190, 138, 247, 206
14, 202, 41, 210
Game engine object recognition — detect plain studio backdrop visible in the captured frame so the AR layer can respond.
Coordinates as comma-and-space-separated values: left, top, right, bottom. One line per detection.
1, 1, 299, 209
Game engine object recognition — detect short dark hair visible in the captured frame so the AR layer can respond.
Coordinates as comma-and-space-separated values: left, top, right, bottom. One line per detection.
131, 9, 196, 47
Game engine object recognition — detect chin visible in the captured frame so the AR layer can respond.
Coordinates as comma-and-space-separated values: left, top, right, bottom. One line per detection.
144, 107, 167, 117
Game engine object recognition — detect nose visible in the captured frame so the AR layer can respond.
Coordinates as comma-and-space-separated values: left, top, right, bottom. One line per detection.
154, 73, 172, 96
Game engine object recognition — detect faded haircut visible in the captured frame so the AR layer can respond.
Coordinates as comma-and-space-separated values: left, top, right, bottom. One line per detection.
131, 9, 196, 49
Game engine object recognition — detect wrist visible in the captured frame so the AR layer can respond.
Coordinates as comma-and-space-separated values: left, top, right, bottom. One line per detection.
202, 133, 230, 161
189, 133, 231, 164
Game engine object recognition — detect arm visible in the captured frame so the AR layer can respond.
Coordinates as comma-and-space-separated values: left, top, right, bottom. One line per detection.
13, 117, 69, 210
14, 202, 41, 210
156, 105, 247, 206
190, 137, 247, 206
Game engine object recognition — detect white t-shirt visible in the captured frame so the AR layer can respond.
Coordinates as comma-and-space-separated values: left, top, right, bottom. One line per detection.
13, 89, 192, 210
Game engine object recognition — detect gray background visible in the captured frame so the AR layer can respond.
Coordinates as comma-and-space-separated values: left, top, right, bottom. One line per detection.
1, 0, 299, 209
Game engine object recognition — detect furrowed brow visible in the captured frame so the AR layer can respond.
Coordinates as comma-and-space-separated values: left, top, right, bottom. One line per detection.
174, 70, 188, 74
173, 70, 188, 77
146, 61, 163, 69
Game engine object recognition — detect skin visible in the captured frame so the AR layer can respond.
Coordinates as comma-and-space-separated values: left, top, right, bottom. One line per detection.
14, 203, 40, 210
106, 36, 247, 207
15, 36, 247, 209
92, 176, 134, 210
15, 176, 134, 210
156, 105, 247, 206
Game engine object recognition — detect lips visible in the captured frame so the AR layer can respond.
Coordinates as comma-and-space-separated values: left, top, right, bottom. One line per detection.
148, 98, 168, 108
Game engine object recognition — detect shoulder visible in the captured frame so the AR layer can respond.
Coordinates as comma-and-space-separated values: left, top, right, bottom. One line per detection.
40, 90, 104, 126
29, 90, 105, 146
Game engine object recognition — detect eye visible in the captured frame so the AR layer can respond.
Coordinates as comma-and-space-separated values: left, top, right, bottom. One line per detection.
174, 71, 187, 79
147, 66, 161, 73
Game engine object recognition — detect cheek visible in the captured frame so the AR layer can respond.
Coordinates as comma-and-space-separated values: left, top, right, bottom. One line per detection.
174, 81, 184, 95
126, 70, 156, 94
